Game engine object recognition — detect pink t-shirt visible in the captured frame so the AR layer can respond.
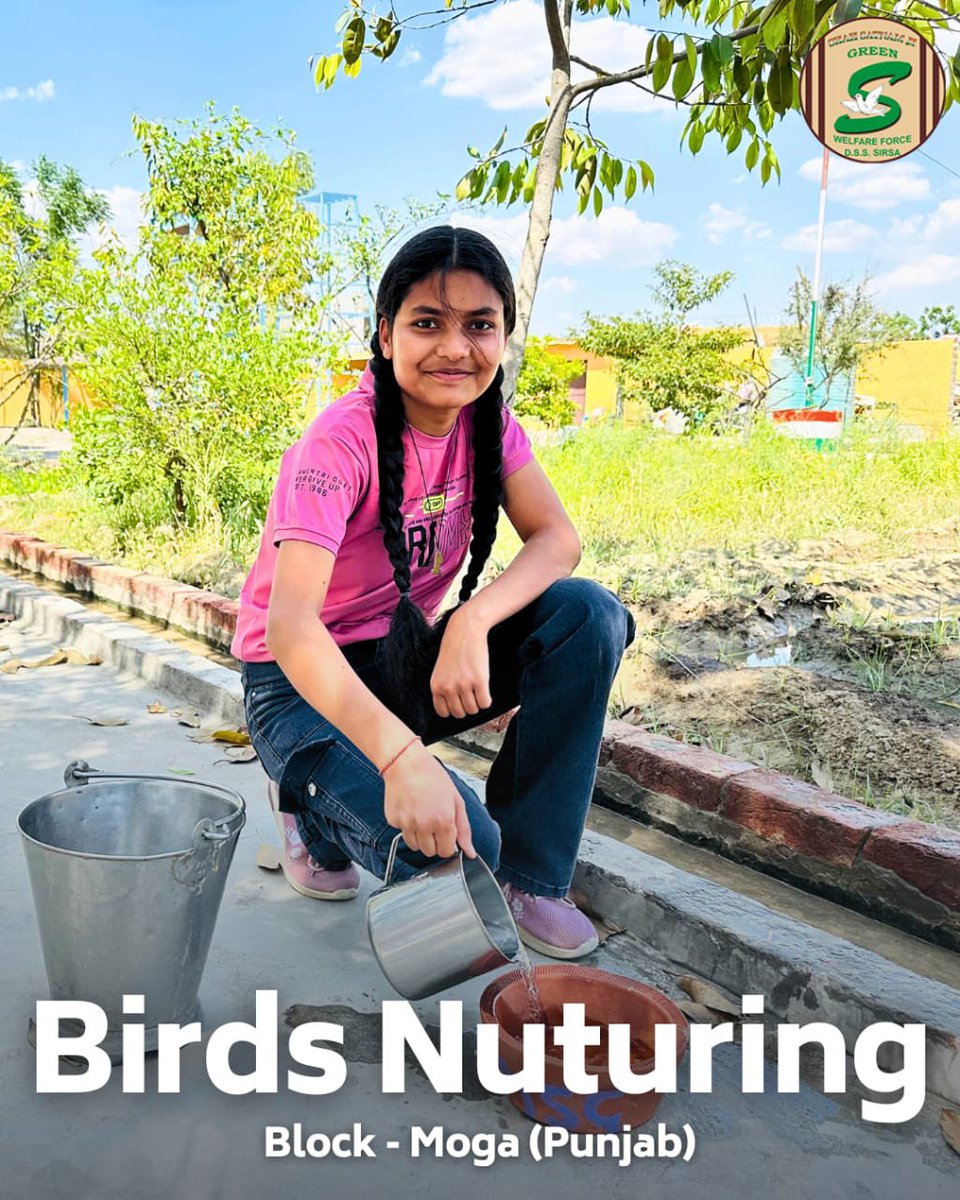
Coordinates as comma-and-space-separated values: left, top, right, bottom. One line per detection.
231, 366, 535, 661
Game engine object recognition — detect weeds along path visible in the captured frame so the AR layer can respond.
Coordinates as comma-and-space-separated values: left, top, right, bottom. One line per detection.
614, 521, 960, 830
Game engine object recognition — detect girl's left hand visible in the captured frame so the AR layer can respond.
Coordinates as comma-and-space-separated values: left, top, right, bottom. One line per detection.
430, 610, 492, 719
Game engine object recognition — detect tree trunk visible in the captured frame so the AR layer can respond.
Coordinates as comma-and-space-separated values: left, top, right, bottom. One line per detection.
502, 3, 573, 400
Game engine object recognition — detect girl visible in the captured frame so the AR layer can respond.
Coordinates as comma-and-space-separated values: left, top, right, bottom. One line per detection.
231, 225, 634, 959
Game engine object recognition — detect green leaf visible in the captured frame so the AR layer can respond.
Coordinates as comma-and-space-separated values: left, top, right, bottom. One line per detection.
593, 186, 604, 216
760, 155, 772, 184
653, 58, 672, 92
324, 55, 341, 89
789, 0, 816, 42
701, 41, 721, 93
688, 121, 705, 153
726, 125, 743, 152
313, 55, 328, 87
745, 139, 760, 170
640, 160, 655, 190
832, 0, 863, 22
342, 16, 366, 66
656, 33, 673, 63
625, 164, 638, 200
684, 34, 698, 74
712, 35, 734, 66
732, 56, 750, 96
455, 174, 472, 201
672, 57, 695, 100
761, 7, 790, 51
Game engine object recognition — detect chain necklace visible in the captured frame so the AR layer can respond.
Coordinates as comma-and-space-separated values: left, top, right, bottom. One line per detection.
405, 414, 460, 576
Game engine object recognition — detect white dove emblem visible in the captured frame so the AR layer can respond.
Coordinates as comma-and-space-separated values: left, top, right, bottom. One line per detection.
842, 84, 884, 115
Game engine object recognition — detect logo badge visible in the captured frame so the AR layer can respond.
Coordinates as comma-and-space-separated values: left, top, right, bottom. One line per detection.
800, 17, 945, 162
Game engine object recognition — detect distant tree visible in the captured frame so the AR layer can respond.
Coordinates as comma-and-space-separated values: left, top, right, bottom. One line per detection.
62, 108, 339, 542
579, 260, 746, 430
885, 311, 920, 341
310, 0, 960, 392
0, 157, 108, 437
514, 337, 582, 427
919, 304, 959, 338
780, 269, 905, 406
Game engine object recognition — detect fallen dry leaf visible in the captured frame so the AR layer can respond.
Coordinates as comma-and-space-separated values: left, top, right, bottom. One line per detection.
676, 1000, 723, 1025
214, 745, 258, 764
1, 658, 23, 674
256, 843, 282, 871
146, 702, 167, 714
74, 715, 130, 727
941, 1108, 960, 1156
178, 712, 202, 729
22, 650, 68, 669
62, 648, 102, 666
676, 976, 742, 1018
211, 728, 251, 746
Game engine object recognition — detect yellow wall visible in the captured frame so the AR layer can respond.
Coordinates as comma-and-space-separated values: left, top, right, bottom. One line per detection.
544, 333, 958, 436
0, 360, 94, 428
855, 338, 956, 435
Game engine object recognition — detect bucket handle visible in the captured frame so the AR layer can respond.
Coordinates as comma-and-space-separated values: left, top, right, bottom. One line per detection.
62, 760, 246, 841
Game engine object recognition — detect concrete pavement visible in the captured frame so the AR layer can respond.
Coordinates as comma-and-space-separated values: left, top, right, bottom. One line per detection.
1, 594, 958, 1199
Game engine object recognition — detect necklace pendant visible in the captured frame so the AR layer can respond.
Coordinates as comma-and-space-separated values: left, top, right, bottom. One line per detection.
431, 550, 443, 576
422, 493, 445, 515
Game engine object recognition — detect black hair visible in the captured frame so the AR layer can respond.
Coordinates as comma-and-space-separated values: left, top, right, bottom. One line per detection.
369, 225, 517, 734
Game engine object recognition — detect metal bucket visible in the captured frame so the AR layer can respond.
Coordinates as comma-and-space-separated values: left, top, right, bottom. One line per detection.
366, 834, 520, 1000
17, 761, 245, 1060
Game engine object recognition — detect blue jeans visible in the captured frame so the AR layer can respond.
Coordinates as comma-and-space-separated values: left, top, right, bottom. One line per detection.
240, 578, 634, 898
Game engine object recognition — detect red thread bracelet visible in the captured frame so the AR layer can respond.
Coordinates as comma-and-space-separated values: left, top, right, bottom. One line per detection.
379, 735, 421, 777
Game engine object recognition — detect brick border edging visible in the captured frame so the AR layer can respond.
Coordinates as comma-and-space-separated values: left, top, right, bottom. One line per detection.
4, 531, 959, 937
598, 721, 960, 941
0, 532, 239, 649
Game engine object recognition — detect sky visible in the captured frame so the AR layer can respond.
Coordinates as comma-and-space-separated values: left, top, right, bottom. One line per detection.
1, 0, 959, 335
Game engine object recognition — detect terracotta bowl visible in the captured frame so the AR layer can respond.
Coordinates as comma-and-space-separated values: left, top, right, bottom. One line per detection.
479, 964, 689, 1133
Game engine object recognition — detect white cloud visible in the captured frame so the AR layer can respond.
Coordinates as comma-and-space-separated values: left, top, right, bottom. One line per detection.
97, 186, 144, 249
703, 203, 771, 244
400, 48, 421, 66
9, 160, 28, 174
0, 79, 55, 103
425, 0, 657, 113
924, 198, 960, 241
452, 206, 677, 267
781, 218, 877, 253
798, 156, 930, 210
76, 186, 144, 261
542, 275, 576, 294
873, 254, 960, 291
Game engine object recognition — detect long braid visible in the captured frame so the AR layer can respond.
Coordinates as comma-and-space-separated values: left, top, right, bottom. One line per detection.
458, 367, 504, 605
369, 339, 439, 734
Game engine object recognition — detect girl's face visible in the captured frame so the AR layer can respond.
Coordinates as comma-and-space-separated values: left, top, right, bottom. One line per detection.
379, 269, 507, 434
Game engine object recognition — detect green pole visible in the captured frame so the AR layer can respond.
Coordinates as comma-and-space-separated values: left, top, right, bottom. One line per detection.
805, 148, 830, 412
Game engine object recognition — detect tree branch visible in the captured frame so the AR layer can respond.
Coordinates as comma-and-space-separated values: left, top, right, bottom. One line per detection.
543, 0, 569, 63
568, 22, 761, 99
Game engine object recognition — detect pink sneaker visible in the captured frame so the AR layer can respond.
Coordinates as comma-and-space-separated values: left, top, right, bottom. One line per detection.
501, 882, 599, 959
267, 781, 359, 900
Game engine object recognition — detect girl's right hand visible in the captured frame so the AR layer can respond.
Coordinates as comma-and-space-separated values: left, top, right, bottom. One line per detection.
382, 743, 477, 861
